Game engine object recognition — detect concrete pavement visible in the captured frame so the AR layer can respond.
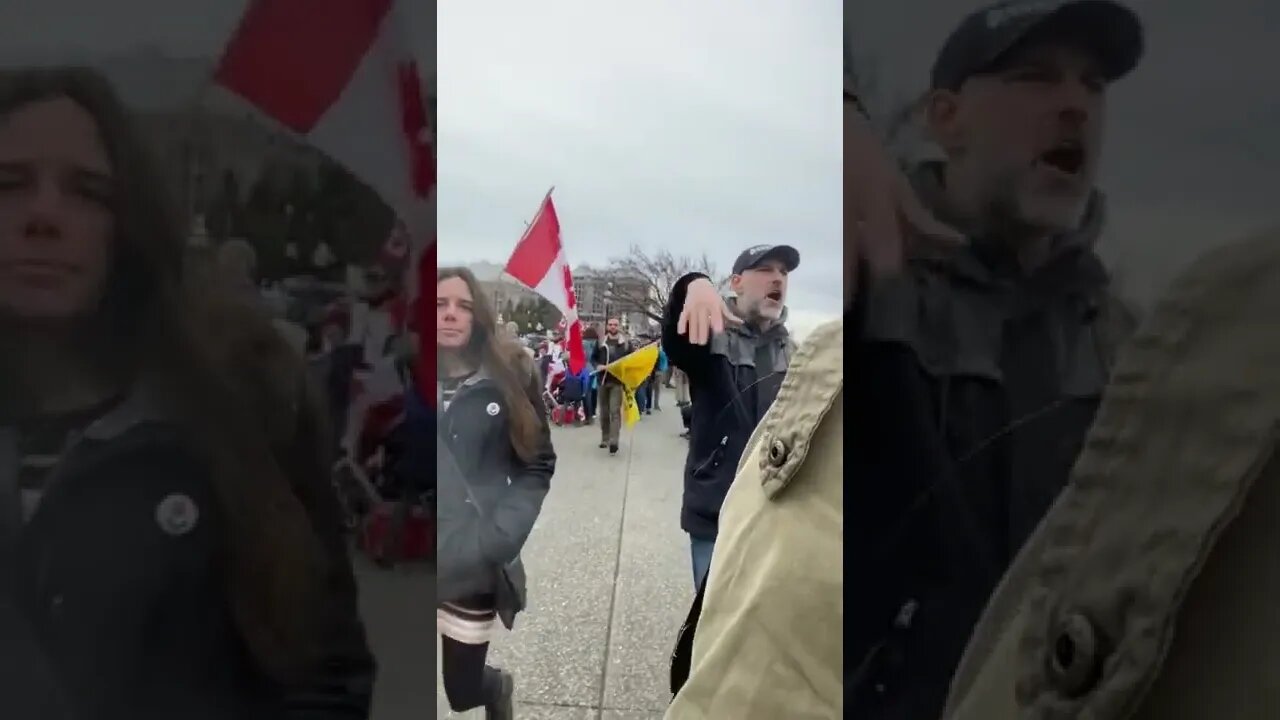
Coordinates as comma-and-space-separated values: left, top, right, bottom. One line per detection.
432, 405, 695, 719
357, 554, 437, 719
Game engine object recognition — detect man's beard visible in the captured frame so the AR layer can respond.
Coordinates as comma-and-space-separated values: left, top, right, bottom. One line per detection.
740, 295, 782, 325
986, 169, 1089, 239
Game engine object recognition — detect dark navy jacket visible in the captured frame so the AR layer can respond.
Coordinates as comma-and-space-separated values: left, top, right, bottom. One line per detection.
0, 388, 374, 720
846, 171, 1136, 718
662, 273, 795, 540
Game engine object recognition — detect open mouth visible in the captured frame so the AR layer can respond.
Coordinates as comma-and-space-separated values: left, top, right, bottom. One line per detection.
766, 291, 783, 303
1038, 141, 1086, 177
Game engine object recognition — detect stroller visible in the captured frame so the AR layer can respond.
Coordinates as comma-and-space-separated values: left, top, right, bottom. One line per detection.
331, 357, 434, 564
545, 364, 585, 426
331, 393, 404, 531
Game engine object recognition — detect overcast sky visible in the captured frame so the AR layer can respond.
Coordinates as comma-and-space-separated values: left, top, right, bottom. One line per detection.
438, 1, 843, 337
2, 1, 1264, 326
849, 0, 1279, 308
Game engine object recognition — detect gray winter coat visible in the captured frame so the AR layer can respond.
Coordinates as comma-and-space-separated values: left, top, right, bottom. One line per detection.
436, 357, 556, 627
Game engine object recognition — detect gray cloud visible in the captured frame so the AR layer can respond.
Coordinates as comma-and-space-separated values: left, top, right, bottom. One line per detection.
848, 0, 1280, 307
0, 1, 838, 331
438, 1, 843, 326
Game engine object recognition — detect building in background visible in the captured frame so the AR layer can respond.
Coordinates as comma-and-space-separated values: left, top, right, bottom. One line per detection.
453, 261, 652, 336
91, 50, 325, 225
466, 261, 541, 318
572, 266, 650, 332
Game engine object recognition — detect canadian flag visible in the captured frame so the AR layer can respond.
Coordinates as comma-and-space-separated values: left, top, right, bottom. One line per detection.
504, 193, 586, 375
213, 0, 435, 398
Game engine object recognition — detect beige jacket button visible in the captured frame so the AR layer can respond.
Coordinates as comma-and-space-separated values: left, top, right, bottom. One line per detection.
767, 438, 789, 467
1047, 612, 1102, 698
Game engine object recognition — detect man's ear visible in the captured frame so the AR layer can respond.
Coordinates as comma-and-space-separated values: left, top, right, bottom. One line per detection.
729, 274, 744, 295
924, 88, 963, 153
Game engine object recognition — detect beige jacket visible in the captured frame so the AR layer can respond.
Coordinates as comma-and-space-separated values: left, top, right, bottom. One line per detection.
946, 228, 1280, 719
666, 318, 843, 719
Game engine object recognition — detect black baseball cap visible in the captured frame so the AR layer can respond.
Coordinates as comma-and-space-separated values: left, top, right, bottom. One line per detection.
930, 0, 1144, 91
732, 244, 800, 275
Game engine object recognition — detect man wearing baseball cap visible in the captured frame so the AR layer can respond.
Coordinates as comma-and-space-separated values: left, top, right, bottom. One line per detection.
845, 1, 1145, 717
661, 243, 800, 588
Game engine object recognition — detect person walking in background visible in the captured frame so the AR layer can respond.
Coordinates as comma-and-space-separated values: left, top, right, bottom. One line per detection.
578, 361, 596, 425
635, 335, 655, 416
672, 367, 692, 439
636, 354, 652, 416
651, 343, 668, 411
581, 325, 600, 425
664, 244, 799, 587
312, 304, 365, 453
590, 317, 633, 455
212, 238, 310, 357
436, 267, 555, 719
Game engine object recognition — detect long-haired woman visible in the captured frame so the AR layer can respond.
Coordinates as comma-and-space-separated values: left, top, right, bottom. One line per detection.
0, 67, 372, 719
436, 266, 555, 718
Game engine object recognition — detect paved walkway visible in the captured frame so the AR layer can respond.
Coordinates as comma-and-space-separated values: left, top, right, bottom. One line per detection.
433, 405, 694, 719
356, 554, 436, 719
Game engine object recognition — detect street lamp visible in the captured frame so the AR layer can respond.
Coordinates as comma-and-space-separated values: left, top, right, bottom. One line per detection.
604, 281, 614, 326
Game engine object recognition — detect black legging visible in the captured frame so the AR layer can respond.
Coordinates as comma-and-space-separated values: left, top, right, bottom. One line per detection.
440, 635, 504, 711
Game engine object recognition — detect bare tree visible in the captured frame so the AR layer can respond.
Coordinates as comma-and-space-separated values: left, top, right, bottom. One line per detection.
603, 245, 721, 323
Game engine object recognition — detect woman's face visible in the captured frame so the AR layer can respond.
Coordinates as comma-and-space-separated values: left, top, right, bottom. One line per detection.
436, 276, 474, 349
0, 97, 114, 323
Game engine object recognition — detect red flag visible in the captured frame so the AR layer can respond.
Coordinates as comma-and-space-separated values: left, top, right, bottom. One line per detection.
504, 193, 586, 374
215, 0, 435, 403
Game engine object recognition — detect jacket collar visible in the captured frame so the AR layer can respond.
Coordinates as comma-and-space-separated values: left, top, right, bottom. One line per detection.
0, 380, 169, 544
726, 297, 791, 342
80, 381, 168, 443
907, 161, 1109, 290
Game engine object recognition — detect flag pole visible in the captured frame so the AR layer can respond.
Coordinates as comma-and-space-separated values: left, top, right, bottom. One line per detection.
519, 184, 556, 233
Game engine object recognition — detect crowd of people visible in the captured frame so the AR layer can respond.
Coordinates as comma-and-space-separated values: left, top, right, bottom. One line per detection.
520, 319, 678, 446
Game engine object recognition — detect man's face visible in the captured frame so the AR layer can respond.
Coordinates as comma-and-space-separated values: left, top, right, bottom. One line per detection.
731, 258, 789, 322
606, 318, 620, 336
928, 40, 1107, 236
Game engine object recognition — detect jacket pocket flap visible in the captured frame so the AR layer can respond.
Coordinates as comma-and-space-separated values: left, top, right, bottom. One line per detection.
756, 320, 843, 499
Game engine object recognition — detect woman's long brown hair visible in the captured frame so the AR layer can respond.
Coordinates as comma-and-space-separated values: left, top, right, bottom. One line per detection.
0, 67, 331, 682
437, 266, 543, 461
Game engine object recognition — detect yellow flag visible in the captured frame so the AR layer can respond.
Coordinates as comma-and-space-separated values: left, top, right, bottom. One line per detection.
604, 342, 660, 427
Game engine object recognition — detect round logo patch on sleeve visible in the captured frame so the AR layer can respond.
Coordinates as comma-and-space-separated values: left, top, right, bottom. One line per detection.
155, 494, 200, 537
486, 402, 501, 416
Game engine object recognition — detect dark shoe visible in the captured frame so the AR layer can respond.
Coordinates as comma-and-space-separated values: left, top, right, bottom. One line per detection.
485, 669, 514, 720
599, 441, 607, 448
609, 444, 619, 455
